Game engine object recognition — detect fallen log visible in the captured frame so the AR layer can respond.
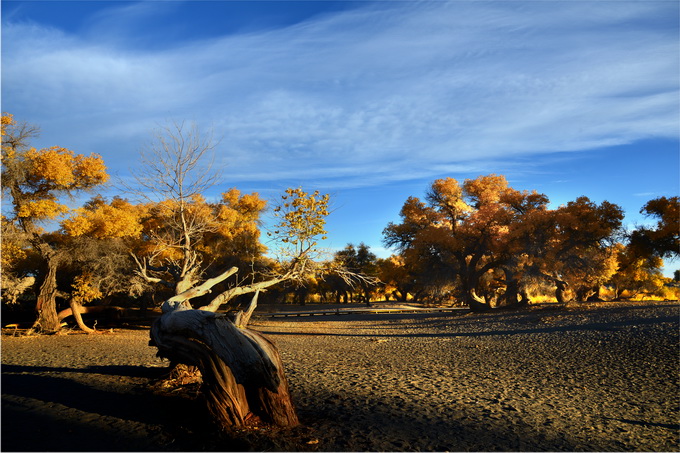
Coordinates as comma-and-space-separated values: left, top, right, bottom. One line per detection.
57, 305, 128, 323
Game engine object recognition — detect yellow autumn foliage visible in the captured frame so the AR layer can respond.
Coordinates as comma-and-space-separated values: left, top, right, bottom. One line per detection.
272, 188, 329, 246
214, 188, 267, 241
71, 273, 103, 305
17, 198, 69, 219
24, 146, 109, 189
74, 153, 109, 187
25, 147, 78, 186
62, 197, 143, 239
1, 113, 13, 135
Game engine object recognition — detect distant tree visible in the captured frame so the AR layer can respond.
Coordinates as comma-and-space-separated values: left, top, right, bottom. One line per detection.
333, 243, 379, 305
1, 113, 109, 331
59, 195, 150, 331
384, 175, 549, 310
608, 242, 665, 300
629, 196, 679, 260
384, 175, 626, 308
524, 196, 624, 303
377, 255, 419, 302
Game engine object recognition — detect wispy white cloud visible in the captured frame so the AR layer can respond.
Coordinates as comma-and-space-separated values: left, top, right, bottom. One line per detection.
2, 1, 678, 191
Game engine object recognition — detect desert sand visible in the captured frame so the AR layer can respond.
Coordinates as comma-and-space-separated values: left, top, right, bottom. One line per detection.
2, 301, 678, 451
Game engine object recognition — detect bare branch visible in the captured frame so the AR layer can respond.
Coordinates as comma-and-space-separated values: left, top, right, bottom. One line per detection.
166, 266, 239, 307
130, 253, 174, 288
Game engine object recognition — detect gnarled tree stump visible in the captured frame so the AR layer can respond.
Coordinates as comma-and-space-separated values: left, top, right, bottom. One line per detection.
150, 300, 298, 428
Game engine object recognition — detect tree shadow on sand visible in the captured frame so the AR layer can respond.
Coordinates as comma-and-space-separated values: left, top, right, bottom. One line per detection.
1, 364, 215, 451
1, 364, 317, 452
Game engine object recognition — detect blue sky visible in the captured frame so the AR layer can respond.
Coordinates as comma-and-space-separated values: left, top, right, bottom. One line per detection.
2, 1, 679, 273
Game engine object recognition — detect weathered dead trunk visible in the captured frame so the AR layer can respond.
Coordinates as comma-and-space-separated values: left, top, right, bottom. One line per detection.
150, 300, 298, 428
32, 257, 61, 332
58, 305, 128, 323
233, 290, 259, 329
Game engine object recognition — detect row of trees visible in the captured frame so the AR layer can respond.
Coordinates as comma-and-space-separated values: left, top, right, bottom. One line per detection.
330, 177, 677, 310
2, 114, 678, 332
239, 183, 678, 310
1, 115, 345, 333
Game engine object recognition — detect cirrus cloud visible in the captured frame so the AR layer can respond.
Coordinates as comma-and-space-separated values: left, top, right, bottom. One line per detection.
2, 1, 678, 191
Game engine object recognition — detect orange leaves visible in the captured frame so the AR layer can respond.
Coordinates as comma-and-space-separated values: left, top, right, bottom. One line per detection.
399, 196, 432, 226
211, 189, 267, 248
62, 197, 143, 239
26, 147, 78, 186
134, 189, 269, 268
24, 147, 108, 189
3, 114, 110, 226
74, 153, 109, 187
633, 196, 680, 258
463, 174, 509, 207
17, 198, 69, 219
217, 188, 267, 225
1, 216, 28, 271
1, 113, 14, 136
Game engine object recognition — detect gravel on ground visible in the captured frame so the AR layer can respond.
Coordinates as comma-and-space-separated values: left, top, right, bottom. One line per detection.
2, 301, 678, 451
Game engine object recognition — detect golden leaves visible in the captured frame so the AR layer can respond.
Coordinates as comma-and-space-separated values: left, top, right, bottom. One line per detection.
26, 147, 78, 186
463, 174, 509, 207
62, 197, 143, 239
71, 273, 103, 305
74, 153, 109, 186
3, 114, 110, 224
17, 198, 69, 219
1, 113, 14, 136
272, 188, 330, 246
23, 145, 108, 190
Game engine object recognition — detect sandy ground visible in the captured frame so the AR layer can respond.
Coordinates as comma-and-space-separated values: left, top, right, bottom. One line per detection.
2, 301, 678, 452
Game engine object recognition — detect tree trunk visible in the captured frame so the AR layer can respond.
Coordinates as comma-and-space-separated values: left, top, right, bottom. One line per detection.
519, 286, 531, 305
32, 257, 61, 332
503, 279, 519, 307
466, 288, 490, 312
555, 280, 569, 304
69, 299, 96, 334
150, 301, 299, 428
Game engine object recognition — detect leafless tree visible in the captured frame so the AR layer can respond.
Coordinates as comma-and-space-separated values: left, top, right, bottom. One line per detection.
126, 120, 222, 294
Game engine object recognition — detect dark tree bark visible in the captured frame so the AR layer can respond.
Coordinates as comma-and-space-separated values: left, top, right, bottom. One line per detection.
501, 268, 528, 308
555, 280, 569, 304
150, 299, 298, 428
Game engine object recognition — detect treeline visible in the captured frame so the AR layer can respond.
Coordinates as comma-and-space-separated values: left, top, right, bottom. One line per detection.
2, 114, 679, 332
320, 177, 679, 309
